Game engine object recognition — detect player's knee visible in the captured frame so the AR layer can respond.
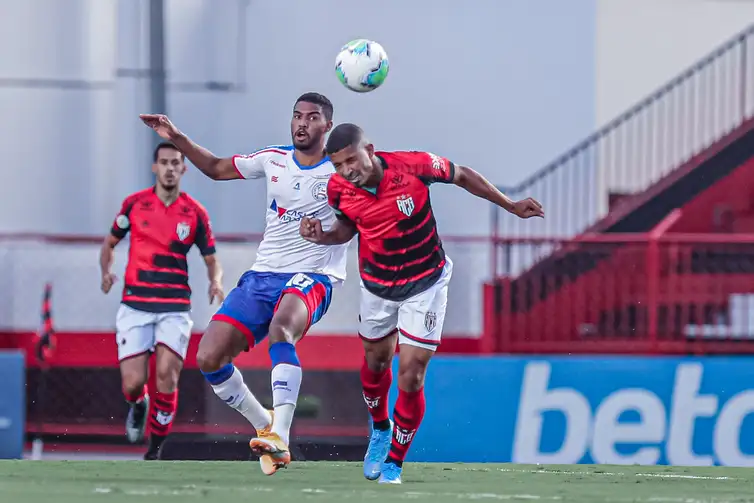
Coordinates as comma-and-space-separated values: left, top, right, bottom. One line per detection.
364, 347, 392, 373
268, 317, 301, 345
155, 364, 180, 393
397, 359, 428, 392
196, 344, 224, 373
122, 373, 147, 397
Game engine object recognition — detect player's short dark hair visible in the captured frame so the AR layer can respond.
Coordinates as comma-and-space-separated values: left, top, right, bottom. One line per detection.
153, 142, 184, 162
326, 123, 364, 155
295, 92, 334, 121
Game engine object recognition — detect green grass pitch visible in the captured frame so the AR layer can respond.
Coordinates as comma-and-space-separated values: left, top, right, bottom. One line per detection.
1, 461, 753, 503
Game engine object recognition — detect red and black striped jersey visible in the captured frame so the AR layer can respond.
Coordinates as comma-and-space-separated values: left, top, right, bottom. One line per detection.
327, 151, 455, 301
110, 188, 216, 313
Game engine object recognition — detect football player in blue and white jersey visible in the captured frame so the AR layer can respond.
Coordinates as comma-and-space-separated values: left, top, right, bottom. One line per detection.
140, 93, 351, 474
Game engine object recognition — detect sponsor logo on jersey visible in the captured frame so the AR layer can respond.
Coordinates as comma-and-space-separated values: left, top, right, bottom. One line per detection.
311, 181, 328, 202
428, 152, 443, 171
270, 198, 317, 223
397, 195, 415, 217
176, 222, 191, 241
271, 176, 279, 183
271, 160, 286, 168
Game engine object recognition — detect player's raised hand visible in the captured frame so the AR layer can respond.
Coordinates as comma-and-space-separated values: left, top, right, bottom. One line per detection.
101, 272, 117, 294
512, 198, 544, 219
139, 114, 180, 141
300, 216, 325, 243
209, 281, 225, 305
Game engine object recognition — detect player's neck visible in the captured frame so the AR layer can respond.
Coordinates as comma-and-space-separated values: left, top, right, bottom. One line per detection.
364, 157, 385, 188
293, 147, 326, 167
155, 185, 180, 206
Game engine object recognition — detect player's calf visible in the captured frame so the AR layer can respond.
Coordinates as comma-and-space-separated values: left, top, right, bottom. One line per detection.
382, 345, 431, 478
361, 338, 396, 481
120, 356, 150, 444
199, 321, 273, 433
144, 346, 182, 460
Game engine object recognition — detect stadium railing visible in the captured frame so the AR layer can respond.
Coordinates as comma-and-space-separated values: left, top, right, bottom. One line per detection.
493, 23, 754, 238
487, 230, 754, 355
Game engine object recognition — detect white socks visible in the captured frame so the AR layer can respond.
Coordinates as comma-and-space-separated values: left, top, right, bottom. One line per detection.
210, 366, 271, 431
270, 363, 302, 445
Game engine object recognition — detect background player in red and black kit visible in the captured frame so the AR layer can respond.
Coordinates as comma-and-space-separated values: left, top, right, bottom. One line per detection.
300, 123, 543, 484
99, 142, 225, 460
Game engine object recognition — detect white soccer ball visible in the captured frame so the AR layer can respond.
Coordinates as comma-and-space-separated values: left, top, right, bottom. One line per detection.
335, 39, 389, 93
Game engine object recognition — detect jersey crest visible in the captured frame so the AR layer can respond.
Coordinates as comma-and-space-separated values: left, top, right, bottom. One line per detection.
397, 195, 415, 217
176, 222, 191, 241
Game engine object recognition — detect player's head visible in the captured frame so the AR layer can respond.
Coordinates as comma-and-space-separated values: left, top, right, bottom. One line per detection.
291, 92, 333, 151
326, 123, 378, 187
152, 142, 186, 190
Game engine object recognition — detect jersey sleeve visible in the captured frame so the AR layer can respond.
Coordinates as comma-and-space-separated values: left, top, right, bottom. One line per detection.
410, 152, 456, 184
231, 146, 290, 179
327, 177, 352, 221
193, 203, 217, 256
110, 195, 137, 239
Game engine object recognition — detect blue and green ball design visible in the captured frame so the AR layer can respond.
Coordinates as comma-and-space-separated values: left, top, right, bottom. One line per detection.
335, 39, 389, 92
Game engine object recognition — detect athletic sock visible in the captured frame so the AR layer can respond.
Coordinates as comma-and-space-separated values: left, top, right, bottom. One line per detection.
123, 384, 147, 404
202, 363, 271, 431
269, 342, 302, 446
387, 387, 426, 467
360, 358, 392, 431
149, 389, 178, 438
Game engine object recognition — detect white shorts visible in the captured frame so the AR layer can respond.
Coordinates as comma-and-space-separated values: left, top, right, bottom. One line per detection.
115, 304, 194, 361
359, 258, 453, 351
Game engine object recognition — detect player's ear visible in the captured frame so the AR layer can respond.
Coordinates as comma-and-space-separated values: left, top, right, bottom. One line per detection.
325, 120, 333, 133
151, 163, 158, 175
365, 143, 375, 156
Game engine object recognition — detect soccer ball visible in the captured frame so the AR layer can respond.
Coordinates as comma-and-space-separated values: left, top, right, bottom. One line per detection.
335, 39, 389, 93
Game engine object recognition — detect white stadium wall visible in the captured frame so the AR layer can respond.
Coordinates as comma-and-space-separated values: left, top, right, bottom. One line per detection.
0, 238, 488, 335
0, 0, 596, 237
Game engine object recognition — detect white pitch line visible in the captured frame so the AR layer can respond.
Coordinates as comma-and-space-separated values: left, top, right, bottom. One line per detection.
497, 468, 739, 481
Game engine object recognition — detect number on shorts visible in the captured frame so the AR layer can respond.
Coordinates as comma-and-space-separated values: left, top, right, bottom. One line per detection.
287, 273, 315, 290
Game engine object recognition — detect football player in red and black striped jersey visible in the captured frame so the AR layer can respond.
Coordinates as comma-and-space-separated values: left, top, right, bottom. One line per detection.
300, 123, 543, 484
99, 142, 225, 460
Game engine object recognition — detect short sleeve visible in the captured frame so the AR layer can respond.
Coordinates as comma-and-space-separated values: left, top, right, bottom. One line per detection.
231, 146, 290, 179
110, 196, 136, 239
327, 177, 352, 221
411, 152, 456, 184
193, 203, 217, 256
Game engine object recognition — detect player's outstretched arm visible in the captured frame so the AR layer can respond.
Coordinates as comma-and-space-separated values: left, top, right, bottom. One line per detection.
300, 217, 357, 245
452, 165, 544, 219
140, 114, 240, 181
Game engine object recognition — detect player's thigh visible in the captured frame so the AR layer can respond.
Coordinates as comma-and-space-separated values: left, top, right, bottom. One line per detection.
396, 268, 452, 352
269, 272, 333, 344
115, 304, 157, 363
198, 272, 275, 370
154, 311, 193, 360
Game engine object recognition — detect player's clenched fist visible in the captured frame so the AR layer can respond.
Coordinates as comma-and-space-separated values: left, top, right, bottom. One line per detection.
300, 216, 324, 243
139, 114, 181, 141
512, 197, 545, 219
101, 272, 117, 294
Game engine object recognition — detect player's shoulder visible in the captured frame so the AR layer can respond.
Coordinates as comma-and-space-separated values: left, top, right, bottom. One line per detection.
122, 187, 154, 207
377, 150, 431, 169
249, 145, 294, 158
178, 192, 209, 215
